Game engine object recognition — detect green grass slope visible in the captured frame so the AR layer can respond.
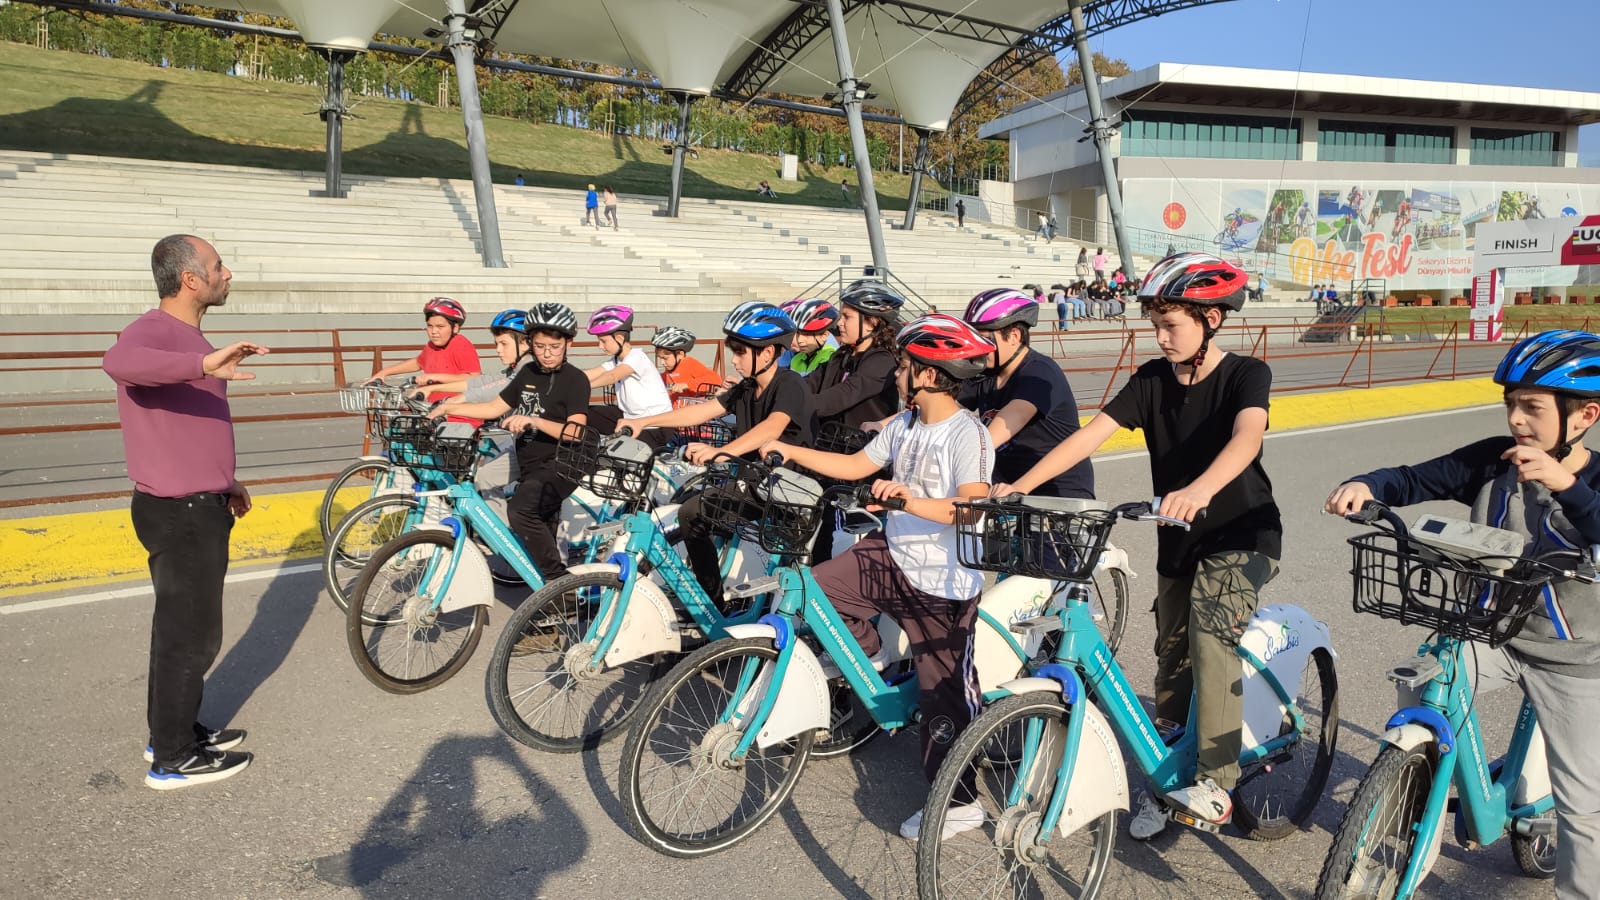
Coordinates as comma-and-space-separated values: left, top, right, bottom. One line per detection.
0, 41, 917, 209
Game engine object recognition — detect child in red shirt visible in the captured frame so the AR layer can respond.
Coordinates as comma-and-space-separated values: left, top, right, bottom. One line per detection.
368, 297, 481, 403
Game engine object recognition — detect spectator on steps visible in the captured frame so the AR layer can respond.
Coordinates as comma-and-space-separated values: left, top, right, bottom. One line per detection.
602, 186, 619, 230
1093, 247, 1108, 281
757, 180, 777, 199
583, 183, 600, 229
956, 198, 966, 227
1076, 247, 1090, 280
514, 173, 525, 186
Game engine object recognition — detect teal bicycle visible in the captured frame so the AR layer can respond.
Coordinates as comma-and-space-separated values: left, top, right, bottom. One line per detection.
484, 427, 782, 753
1314, 502, 1595, 898
916, 498, 1339, 898
616, 465, 1121, 858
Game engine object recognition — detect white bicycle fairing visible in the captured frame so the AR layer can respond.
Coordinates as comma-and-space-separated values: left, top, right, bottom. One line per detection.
722, 623, 831, 749
1239, 604, 1335, 749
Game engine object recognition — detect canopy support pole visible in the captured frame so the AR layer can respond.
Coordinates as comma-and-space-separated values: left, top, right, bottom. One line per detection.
901, 127, 931, 231
822, 0, 890, 277
666, 91, 697, 218
317, 49, 354, 199
1068, 0, 1135, 280
443, 0, 506, 268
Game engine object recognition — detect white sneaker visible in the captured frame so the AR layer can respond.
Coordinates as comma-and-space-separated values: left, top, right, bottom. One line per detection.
1165, 778, 1233, 826
900, 803, 986, 841
1127, 791, 1169, 840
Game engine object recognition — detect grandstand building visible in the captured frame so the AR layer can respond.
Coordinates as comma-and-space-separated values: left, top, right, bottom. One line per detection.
980, 63, 1600, 294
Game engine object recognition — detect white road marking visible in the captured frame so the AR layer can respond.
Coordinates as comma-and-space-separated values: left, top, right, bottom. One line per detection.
1, 561, 322, 615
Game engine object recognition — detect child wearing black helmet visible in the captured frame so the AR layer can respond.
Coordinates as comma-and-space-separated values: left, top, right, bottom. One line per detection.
1327, 329, 1600, 896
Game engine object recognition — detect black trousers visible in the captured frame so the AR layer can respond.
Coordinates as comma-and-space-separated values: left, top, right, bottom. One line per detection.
507, 472, 576, 582
676, 482, 761, 605
587, 404, 669, 449
130, 490, 233, 768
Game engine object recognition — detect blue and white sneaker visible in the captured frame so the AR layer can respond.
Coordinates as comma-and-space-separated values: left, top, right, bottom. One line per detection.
144, 726, 246, 763
145, 748, 252, 791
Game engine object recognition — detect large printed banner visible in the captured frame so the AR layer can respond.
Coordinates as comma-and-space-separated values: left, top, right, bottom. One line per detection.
1124, 178, 1600, 292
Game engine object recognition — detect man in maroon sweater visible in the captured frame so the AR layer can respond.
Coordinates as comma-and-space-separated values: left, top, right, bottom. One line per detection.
103, 234, 267, 790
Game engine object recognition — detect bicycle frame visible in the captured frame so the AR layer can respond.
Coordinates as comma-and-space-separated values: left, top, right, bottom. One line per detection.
1013, 592, 1314, 841
574, 507, 769, 671
1385, 638, 1552, 898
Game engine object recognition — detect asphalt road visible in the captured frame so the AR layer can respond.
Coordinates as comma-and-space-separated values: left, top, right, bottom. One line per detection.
0, 406, 1552, 899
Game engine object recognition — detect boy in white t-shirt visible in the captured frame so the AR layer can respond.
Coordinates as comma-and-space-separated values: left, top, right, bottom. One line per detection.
583, 305, 673, 444
763, 314, 996, 841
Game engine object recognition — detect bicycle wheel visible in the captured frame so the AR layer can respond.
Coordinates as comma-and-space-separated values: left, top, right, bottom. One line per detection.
1086, 567, 1129, 655
1512, 820, 1557, 879
486, 570, 667, 753
1235, 647, 1339, 841
319, 459, 393, 542
1313, 744, 1435, 900
346, 530, 487, 694
323, 494, 420, 614
619, 637, 814, 858
917, 692, 1116, 899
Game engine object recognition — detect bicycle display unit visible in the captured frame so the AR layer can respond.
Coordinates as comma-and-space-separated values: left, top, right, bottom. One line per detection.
914, 498, 1339, 898
1313, 502, 1596, 899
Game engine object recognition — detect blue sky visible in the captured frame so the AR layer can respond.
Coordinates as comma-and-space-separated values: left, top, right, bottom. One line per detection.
1069, 0, 1597, 164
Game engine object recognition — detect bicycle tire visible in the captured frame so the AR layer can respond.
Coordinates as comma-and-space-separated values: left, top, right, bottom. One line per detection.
323, 494, 420, 615
619, 637, 814, 858
917, 692, 1116, 899
486, 570, 666, 753
1313, 744, 1435, 900
1234, 647, 1339, 841
1512, 822, 1558, 879
319, 459, 394, 542
346, 530, 487, 694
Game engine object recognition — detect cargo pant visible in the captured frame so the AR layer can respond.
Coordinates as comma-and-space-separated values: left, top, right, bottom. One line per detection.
1152, 550, 1278, 790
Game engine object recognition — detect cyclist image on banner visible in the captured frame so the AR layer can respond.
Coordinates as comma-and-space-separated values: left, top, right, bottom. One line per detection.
1323, 329, 1600, 898
1214, 191, 1264, 251
1318, 188, 1366, 248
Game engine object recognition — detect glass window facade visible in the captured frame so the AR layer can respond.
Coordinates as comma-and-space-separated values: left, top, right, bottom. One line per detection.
1470, 128, 1561, 166
1317, 120, 1454, 164
1120, 111, 1300, 160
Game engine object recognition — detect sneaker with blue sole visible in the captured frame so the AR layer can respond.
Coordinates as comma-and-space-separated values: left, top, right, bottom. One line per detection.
144, 726, 246, 763
145, 748, 252, 791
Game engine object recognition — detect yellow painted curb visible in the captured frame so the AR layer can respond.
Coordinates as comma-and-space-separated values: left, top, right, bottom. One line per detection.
0, 379, 1497, 600
0, 488, 359, 598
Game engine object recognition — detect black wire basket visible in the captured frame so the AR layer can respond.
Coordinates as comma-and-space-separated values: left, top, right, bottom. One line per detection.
954, 497, 1116, 582
739, 468, 827, 557
814, 421, 873, 456
367, 404, 414, 442
696, 462, 757, 539
1348, 531, 1553, 647
553, 426, 653, 501
382, 413, 436, 447
388, 434, 480, 479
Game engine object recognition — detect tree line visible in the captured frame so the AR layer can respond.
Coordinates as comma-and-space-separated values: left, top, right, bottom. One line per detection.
0, 1, 1125, 184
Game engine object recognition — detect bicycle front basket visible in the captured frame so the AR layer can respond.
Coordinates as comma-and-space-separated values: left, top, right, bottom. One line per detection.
1348, 531, 1550, 647
955, 497, 1114, 581
742, 468, 826, 557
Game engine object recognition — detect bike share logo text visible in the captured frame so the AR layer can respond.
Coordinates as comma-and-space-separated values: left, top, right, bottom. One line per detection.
1261, 624, 1301, 662
1288, 233, 1415, 284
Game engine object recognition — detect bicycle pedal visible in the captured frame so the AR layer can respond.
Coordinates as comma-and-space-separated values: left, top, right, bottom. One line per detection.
1169, 810, 1223, 834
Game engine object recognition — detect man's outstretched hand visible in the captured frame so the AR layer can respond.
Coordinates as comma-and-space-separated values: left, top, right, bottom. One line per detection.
203, 342, 269, 381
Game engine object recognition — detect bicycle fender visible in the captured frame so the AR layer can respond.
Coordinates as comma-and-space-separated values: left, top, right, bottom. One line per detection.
1096, 542, 1132, 577
723, 624, 830, 749
990, 679, 1129, 833
1381, 723, 1438, 753
602, 576, 682, 666
413, 526, 494, 612
1239, 604, 1336, 749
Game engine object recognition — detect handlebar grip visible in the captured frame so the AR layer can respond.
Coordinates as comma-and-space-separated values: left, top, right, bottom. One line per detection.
617, 425, 635, 438
879, 495, 906, 511
764, 451, 785, 468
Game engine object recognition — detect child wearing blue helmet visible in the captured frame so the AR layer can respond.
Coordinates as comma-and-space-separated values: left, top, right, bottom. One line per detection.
620, 301, 815, 605
1327, 330, 1600, 895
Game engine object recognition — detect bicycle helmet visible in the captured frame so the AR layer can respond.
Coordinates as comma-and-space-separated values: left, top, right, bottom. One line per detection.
896, 314, 995, 385
525, 301, 578, 339
586, 304, 634, 336
423, 297, 466, 325
652, 326, 696, 352
839, 280, 906, 319
1136, 251, 1248, 312
787, 298, 839, 335
488, 308, 528, 335
722, 301, 795, 348
963, 288, 1040, 331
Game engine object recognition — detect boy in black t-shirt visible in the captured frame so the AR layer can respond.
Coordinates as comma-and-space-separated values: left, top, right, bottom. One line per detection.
619, 302, 813, 604
427, 302, 590, 583
996, 253, 1282, 838
959, 288, 1094, 500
